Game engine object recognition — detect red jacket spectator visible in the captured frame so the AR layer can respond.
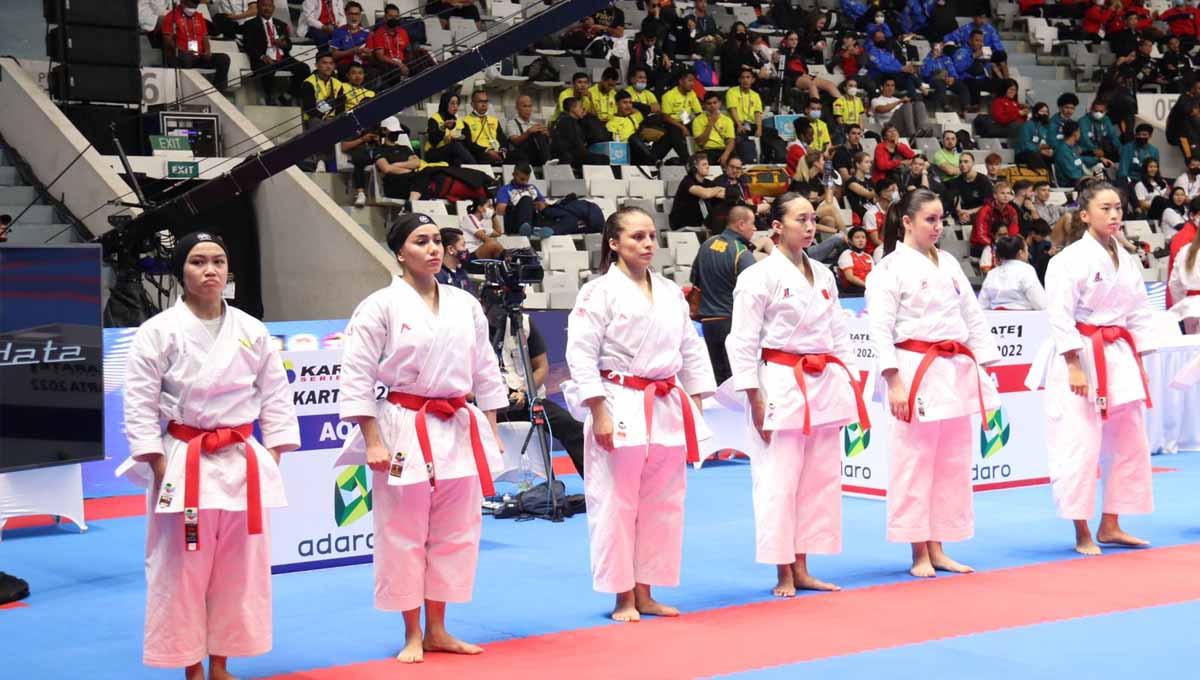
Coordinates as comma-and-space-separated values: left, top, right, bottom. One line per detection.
1083, 5, 1117, 34
162, 4, 209, 55
786, 141, 808, 177
1106, 0, 1154, 33
990, 96, 1026, 126
971, 198, 1019, 247
368, 23, 410, 63
1159, 6, 1200, 38
1168, 220, 1198, 306
872, 141, 914, 183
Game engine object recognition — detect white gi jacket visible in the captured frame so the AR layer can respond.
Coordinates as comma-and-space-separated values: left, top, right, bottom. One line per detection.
119, 300, 299, 513
297, 0, 345, 34
1028, 231, 1157, 413
725, 249, 859, 431
1168, 243, 1200, 322
335, 278, 508, 485
563, 267, 716, 448
978, 259, 1048, 311
866, 242, 1001, 421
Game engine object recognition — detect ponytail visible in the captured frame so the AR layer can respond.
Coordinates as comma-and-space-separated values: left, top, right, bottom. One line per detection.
883, 187, 940, 255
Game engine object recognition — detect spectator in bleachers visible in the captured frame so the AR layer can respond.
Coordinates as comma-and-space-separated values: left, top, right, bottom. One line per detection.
341, 116, 388, 207
457, 199, 505, 260
297, 0, 344, 46
426, 0, 484, 32
866, 30, 923, 98
640, 0, 674, 50
552, 98, 610, 167
300, 52, 345, 171
372, 123, 425, 200
494, 164, 550, 237
902, 154, 943, 193
1049, 92, 1078, 143
841, 0, 871, 30
864, 10, 894, 40
983, 152, 1003, 181
774, 30, 842, 111
1012, 179, 1037, 231
1168, 78, 1200, 158
806, 99, 831, 152
923, 0, 960, 43
555, 73, 600, 130
981, 79, 1028, 140
691, 204, 757, 383
931, 129, 961, 179
977, 235, 1048, 310
139, 0, 174, 48
592, 2, 626, 36
1161, 186, 1190, 229
1029, 181, 1072, 234
834, 33, 867, 80
625, 68, 661, 115
162, 0, 231, 92
872, 123, 915, 183
1177, 155, 1200, 197
944, 13, 1009, 79
948, 151, 993, 223
803, 178, 851, 264
833, 124, 865, 182
845, 151, 876, 217
330, 1, 373, 79
244, 0, 310, 106
1119, 123, 1159, 182
678, 0, 723, 61
426, 91, 474, 165
727, 69, 765, 158
587, 68, 621, 124
1025, 218, 1054, 283
1077, 99, 1122, 162
1015, 101, 1054, 169
1083, 0, 1120, 39
436, 228, 477, 294
561, 15, 608, 52
211, 0, 257, 40
342, 62, 375, 111
505, 94, 552, 167
671, 153, 726, 230
1159, 3, 1199, 53
710, 156, 759, 227
1159, 36, 1196, 90
900, 0, 934, 36
369, 4, 413, 84
719, 23, 758, 86
832, 79, 866, 133
871, 77, 928, 139
1108, 11, 1144, 60
1133, 158, 1172, 220
950, 30, 997, 112
1169, 224, 1200, 331
464, 90, 507, 165
970, 180, 1018, 257
628, 29, 673, 92
1053, 120, 1106, 187
837, 226, 873, 296
786, 118, 815, 183
921, 42, 969, 114
860, 177, 896, 255
609, 91, 657, 165
662, 69, 704, 155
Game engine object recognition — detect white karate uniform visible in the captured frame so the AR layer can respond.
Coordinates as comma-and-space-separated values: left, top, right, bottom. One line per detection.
119, 300, 299, 668
977, 259, 1048, 311
297, 0, 345, 35
1168, 243, 1200, 332
726, 250, 859, 564
1029, 232, 1156, 520
563, 268, 716, 593
866, 243, 1001, 543
336, 277, 507, 611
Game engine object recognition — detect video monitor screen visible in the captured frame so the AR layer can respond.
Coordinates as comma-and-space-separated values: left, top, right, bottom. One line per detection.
0, 245, 104, 472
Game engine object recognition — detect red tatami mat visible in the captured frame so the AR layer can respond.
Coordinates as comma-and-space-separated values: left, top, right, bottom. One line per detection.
3, 494, 145, 530
270, 544, 1200, 680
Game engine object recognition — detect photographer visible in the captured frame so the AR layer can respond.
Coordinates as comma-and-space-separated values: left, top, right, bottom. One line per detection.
483, 292, 586, 478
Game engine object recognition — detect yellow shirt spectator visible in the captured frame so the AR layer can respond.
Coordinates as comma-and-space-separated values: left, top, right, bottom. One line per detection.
724, 87, 763, 130
588, 84, 619, 122
606, 111, 644, 142
809, 118, 831, 151
832, 96, 865, 127
429, 112, 467, 149
661, 87, 702, 124
555, 87, 594, 121
463, 112, 503, 150
625, 86, 659, 110
692, 113, 736, 150
345, 84, 375, 112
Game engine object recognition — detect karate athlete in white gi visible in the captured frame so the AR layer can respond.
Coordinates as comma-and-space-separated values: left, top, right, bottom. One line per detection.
564, 206, 716, 622
866, 188, 1002, 578
726, 196, 870, 596
1030, 181, 1156, 555
1168, 228, 1200, 333
118, 232, 299, 680
337, 213, 507, 663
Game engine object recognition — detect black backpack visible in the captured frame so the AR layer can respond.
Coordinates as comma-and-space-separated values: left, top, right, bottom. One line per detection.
521, 57, 560, 83
0, 572, 29, 605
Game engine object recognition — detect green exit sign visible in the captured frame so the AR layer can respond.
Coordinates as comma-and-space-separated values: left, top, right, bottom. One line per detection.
149, 135, 191, 152
167, 161, 200, 179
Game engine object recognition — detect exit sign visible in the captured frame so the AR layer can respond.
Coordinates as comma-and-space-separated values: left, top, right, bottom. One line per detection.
150, 135, 191, 152
166, 161, 200, 179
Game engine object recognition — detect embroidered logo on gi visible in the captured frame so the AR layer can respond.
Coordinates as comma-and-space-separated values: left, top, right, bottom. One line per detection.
389, 452, 406, 479
400, 323, 411, 333
616, 420, 627, 439
915, 395, 926, 418
953, 279, 961, 296
979, 408, 1011, 459
184, 507, 198, 522
1094, 272, 1103, 282
782, 288, 792, 298
842, 422, 872, 458
238, 337, 253, 350
334, 465, 373, 527
283, 359, 297, 384
822, 289, 831, 300
920, 279, 928, 290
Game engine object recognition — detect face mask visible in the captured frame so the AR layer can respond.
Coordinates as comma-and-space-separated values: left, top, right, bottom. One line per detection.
386, 18, 401, 28
183, 6, 197, 15
634, 81, 647, 91
846, 86, 858, 96
736, 33, 747, 41
483, 208, 495, 220
1092, 111, 1105, 120
1036, 112, 1049, 122
874, 14, 885, 23
888, 190, 900, 202
809, 110, 821, 119
1136, 138, 1149, 146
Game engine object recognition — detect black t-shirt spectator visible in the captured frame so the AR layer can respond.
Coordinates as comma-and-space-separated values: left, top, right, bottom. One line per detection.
832, 144, 862, 177
845, 176, 872, 216
1109, 29, 1140, 59
670, 175, 712, 230
949, 172, 993, 212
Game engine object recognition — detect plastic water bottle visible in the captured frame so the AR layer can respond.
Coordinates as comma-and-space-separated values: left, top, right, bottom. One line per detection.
518, 453, 533, 492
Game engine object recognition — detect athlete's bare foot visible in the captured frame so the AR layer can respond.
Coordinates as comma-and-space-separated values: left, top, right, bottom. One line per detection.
928, 541, 973, 573
792, 558, 841, 591
634, 584, 679, 617
1073, 519, 1102, 555
611, 591, 641, 622
1096, 529, 1150, 547
423, 631, 483, 655
208, 667, 239, 680
909, 542, 935, 578
185, 663, 205, 680
397, 633, 424, 664
773, 564, 797, 597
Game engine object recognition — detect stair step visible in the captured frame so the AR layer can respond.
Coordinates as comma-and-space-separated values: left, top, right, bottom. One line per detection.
0, 205, 56, 224
0, 186, 36, 204
0, 167, 18, 185
4, 223, 79, 245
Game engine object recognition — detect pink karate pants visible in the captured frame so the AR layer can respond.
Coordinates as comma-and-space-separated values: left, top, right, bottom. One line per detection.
1046, 398, 1154, 520
584, 437, 686, 594
371, 474, 483, 611
886, 415, 974, 543
751, 426, 843, 564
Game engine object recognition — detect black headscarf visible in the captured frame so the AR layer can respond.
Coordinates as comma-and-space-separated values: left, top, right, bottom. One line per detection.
171, 231, 228, 282
386, 213, 437, 254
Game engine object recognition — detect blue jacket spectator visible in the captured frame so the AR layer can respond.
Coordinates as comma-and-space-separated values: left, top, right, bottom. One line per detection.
951, 43, 989, 79
867, 42, 907, 78
1053, 123, 1099, 187
944, 20, 1004, 53
864, 20, 894, 39
1015, 118, 1052, 156
921, 51, 957, 80
1118, 126, 1160, 181
1078, 110, 1122, 156
900, 0, 936, 34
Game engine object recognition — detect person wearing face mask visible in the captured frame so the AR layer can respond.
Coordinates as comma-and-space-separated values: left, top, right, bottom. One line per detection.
921, 42, 969, 114
866, 30, 924, 98
162, 0, 231, 93
624, 67, 661, 115
330, 1, 374, 79
427, 91, 474, 166
436, 228, 478, 294
806, 101, 831, 152
1175, 157, 1200, 198
369, 4, 414, 84
1016, 102, 1054, 170
865, 11, 895, 41
342, 116, 393, 207
457, 200, 504, 260
1053, 120, 1108, 188
833, 80, 865, 131
719, 23, 757, 86
1119, 123, 1160, 182
1077, 101, 1121, 162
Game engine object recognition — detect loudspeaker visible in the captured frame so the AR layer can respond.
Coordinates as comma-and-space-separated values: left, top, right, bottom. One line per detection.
47, 26, 140, 66
49, 64, 142, 104
60, 103, 144, 156
43, 0, 138, 30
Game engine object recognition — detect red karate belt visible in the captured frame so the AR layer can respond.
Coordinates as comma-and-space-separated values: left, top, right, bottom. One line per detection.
166, 422, 257, 553
760, 348, 871, 435
1188, 290, 1200, 297
386, 392, 495, 497
601, 370, 701, 463
894, 339, 987, 426
1074, 323, 1152, 419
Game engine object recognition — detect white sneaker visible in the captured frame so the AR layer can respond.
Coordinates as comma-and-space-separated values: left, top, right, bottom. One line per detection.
354, 190, 366, 208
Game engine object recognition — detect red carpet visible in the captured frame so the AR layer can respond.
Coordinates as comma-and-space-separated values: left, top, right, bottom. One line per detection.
3, 494, 144, 529
269, 544, 1200, 680
0, 601, 29, 610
